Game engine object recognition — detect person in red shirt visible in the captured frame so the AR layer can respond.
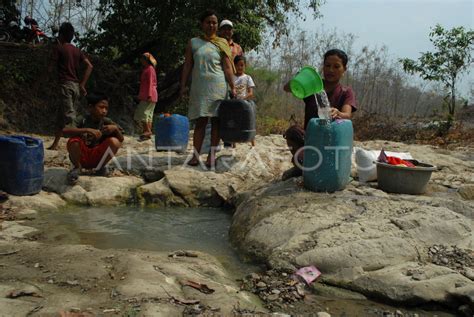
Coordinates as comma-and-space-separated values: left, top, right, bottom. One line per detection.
134, 52, 158, 141
218, 19, 243, 60
47, 22, 93, 150
282, 49, 357, 180
219, 19, 243, 148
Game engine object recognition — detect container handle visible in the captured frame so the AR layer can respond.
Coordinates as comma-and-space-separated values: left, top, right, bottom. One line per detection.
24, 137, 40, 147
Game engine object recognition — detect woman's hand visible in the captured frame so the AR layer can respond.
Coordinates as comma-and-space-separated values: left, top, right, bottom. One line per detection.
222, 56, 236, 96
330, 107, 341, 119
330, 104, 353, 120
180, 40, 193, 99
230, 87, 237, 99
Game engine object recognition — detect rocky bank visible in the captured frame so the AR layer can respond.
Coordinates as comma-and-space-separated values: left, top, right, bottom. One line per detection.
230, 140, 474, 314
0, 134, 473, 316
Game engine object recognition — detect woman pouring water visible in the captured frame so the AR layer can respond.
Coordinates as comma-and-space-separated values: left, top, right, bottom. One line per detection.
282, 49, 357, 180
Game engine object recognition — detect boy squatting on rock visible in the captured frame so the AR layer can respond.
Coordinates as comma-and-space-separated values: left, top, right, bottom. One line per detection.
62, 93, 124, 185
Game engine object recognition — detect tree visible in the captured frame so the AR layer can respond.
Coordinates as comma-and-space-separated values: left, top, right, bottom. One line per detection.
79, 0, 325, 71
400, 24, 474, 119
14, 0, 102, 38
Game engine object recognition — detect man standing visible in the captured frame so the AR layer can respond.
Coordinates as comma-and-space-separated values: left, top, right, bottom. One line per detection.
218, 19, 243, 148
218, 19, 243, 59
48, 22, 93, 150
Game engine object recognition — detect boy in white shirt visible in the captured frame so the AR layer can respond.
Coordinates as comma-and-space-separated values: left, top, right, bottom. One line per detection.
234, 55, 256, 146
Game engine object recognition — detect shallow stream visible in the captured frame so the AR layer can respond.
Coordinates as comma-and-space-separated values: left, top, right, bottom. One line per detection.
34, 205, 255, 275
32, 205, 455, 316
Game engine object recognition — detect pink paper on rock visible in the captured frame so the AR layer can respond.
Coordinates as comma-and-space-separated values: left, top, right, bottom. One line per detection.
295, 265, 321, 284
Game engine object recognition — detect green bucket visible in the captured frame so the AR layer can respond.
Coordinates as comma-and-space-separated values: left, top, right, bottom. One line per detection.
290, 66, 324, 99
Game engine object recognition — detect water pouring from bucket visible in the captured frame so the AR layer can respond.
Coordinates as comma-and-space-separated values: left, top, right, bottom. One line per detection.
289, 66, 324, 100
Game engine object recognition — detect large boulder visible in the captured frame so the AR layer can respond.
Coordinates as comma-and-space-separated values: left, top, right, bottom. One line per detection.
67, 175, 144, 206
135, 135, 293, 207
6, 191, 66, 211
230, 140, 474, 308
137, 178, 187, 207
42, 167, 144, 206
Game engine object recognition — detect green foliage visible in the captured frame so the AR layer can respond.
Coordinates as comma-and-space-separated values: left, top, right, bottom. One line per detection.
247, 66, 280, 88
79, 0, 324, 71
167, 97, 189, 116
400, 24, 474, 117
256, 115, 289, 135
0, 58, 36, 85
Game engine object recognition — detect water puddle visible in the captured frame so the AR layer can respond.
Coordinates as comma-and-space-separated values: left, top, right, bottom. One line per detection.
33, 205, 257, 275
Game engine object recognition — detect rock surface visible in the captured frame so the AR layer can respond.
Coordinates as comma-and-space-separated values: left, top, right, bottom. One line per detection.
39, 135, 291, 207
133, 135, 291, 207
0, 238, 262, 316
2, 134, 473, 313
43, 167, 144, 206
230, 140, 474, 309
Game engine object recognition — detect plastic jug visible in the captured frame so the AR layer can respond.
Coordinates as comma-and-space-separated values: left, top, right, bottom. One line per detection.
303, 119, 353, 192
0, 135, 44, 195
218, 99, 256, 143
155, 114, 189, 152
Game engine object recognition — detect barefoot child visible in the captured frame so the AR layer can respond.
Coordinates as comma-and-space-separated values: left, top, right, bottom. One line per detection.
63, 93, 124, 184
134, 52, 158, 141
234, 55, 256, 146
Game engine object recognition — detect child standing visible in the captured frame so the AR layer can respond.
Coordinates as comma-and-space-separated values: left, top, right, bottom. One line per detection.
233, 55, 256, 146
134, 52, 158, 141
63, 93, 124, 185
47, 22, 93, 150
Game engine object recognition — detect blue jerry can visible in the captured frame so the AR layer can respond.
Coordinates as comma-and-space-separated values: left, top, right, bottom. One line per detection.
0, 135, 44, 195
303, 119, 353, 192
155, 114, 189, 152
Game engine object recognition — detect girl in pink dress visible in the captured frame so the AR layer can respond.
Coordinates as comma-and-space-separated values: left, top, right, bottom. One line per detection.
134, 52, 158, 141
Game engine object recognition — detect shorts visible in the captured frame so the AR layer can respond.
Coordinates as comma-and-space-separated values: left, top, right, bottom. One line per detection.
67, 137, 113, 169
56, 81, 80, 129
134, 101, 156, 122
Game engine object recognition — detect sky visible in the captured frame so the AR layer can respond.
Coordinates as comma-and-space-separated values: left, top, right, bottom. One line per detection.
301, 0, 474, 96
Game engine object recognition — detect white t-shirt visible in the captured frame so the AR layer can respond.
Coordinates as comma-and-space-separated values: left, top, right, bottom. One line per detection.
234, 74, 256, 99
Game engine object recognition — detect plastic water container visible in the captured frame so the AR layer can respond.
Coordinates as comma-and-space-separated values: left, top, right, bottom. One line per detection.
155, 114, 189, 152
303, 119, 353, 192
218, 99, 256, 143
0, 135, 44, 195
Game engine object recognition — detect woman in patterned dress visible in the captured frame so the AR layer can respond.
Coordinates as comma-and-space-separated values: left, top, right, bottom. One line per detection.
179, 9, 236, 168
